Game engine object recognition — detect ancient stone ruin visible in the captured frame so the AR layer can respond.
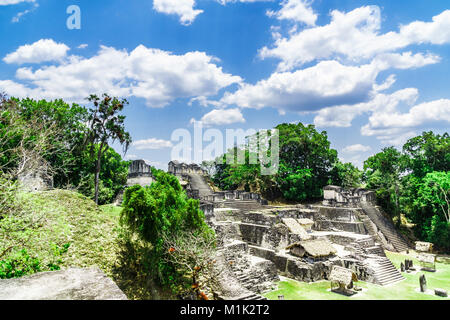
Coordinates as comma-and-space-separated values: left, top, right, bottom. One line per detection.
127, 159, 154, 187
118, 161, 413, 299
168, 160, 207, 176
115, 160, 154, 204
17, 159, 53, 192
173, 171, 412, 299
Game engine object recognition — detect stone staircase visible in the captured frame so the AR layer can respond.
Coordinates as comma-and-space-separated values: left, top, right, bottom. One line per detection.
351, 239, 404, 286
365, 256, 405, 286
236, 293, 268, 300
221, 200, 268, 212
360, 203, 410, 252
186, 173, 214, 198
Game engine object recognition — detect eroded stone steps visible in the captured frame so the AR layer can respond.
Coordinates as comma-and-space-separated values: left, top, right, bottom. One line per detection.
360, 203, 410, 252
236, 293, 268, 300
221, 200, 267, 212
367, 256, 405, 286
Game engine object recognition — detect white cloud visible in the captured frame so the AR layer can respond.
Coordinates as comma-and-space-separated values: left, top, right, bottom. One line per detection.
361, 99, 450, 144
314, 88, 419, 128
0, 0, 34, 5
153, 0, 203, 25
372, 52, 440, 70
260, 6, 450, 71
217, 0, 271, 4
124, 154, 139, 160
221, 60, 379, 112
3, 39, 69, 64
11, 2, 38, 23
0, 42, 241, 107
77, 44, 88, 49
314, 86, 450, 146
342, 144, 371, 153
192, 108, 245, 126
267, 0, 317, 26
133, 138, 173, 150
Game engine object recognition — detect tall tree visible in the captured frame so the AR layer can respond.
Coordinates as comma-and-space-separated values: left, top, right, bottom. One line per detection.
85, 94, 131, 204
364, 147, 407, 226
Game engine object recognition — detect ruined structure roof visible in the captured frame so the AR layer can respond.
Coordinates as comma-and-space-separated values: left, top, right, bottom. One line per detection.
297, 218, 314, 226
324, 185, 342, 190
330, 266, 357, 286
287, 239, 337, 258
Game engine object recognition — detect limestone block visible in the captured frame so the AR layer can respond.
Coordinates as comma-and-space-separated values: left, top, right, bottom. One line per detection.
0, 268, 127, 300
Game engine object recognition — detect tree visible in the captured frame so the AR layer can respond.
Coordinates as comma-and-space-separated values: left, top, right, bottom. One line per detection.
212, 122, 339, 201
275, 123, 338, 200
416, 172, 450, 223
85, 94, 131, 204
413, 172, 450, 250
403, 132, 450, 179
120, 169, 215, 293
364, 147, 407, 226
200, 160, 216, 177
330, 161, 362, 189
77, 146, 130, 205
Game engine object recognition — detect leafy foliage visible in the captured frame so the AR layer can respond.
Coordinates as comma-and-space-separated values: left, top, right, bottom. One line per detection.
329, 161, 362, 188
364, 132, 449, 250
0, 94, 130, 204
0, 249, 41, 279
85, 94, 132, 204
213, 122, 343, 201
120, 169, 215, 293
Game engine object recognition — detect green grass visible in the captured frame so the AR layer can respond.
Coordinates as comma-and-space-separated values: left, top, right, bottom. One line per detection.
0, 189, 122, 277
264, 252, 450, 300
0, 189, 176, 299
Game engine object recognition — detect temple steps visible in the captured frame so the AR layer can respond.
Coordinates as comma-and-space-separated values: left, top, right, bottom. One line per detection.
221, 200, 268, 212
186, 173, 214, 198
236, 293, 268, 300
367, 257, 405, 286
360, 203, 410, 252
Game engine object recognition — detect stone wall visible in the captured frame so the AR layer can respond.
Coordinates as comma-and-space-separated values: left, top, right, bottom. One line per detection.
126, 160, 154, 187
168, 161, 207, 176
323, 185, 376, 206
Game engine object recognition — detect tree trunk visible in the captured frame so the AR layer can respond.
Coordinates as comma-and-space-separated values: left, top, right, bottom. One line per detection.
94, 143, 103, 205
395, 184, 401, 228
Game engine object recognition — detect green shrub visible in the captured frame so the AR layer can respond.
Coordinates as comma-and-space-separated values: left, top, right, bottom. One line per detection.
0, 249, 41, 279
120, 169, 215, 292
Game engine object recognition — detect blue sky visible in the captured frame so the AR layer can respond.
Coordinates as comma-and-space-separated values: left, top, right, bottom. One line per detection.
1, 0, 449, 170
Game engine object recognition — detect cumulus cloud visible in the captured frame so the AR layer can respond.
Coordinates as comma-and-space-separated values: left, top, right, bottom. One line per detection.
372, 52, 441, 70
3, 39, 69, 64
0, 0, 34, 5
361, 98, 450, 145
217, 0, 271, 4
153, 0, 203, 25
267, 0, 317, 26
342, 144, 371, 153
220, 60, 380, 112
315, 87, 450, 146
314, 88, 420, 128
133, 138, 173, 150
260, 6, 450, 71
192, 108, 245, 126
0, 42, 242, 107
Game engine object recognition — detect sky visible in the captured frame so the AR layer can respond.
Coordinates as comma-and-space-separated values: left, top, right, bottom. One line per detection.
0, 0, 449, 170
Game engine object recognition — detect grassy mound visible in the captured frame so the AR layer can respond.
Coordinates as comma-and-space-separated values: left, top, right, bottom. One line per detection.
0, 189, 176, 300
0, 189, 122, 278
